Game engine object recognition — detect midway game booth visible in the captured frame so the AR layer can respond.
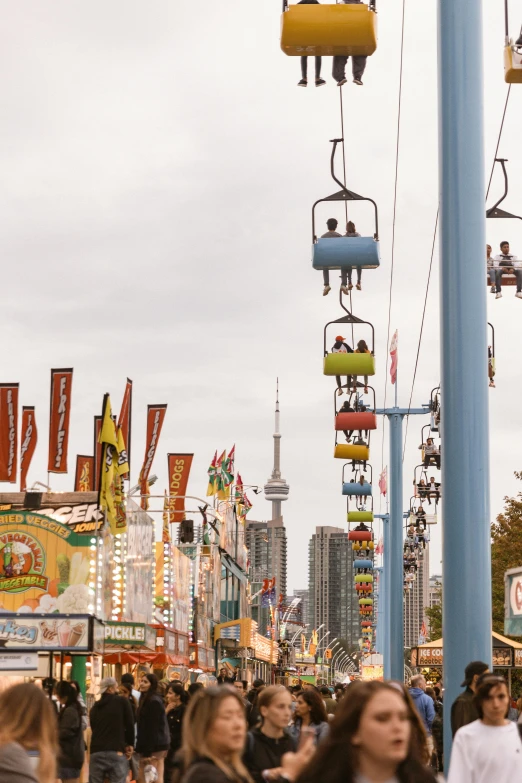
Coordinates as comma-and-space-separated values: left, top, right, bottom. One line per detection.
214, 618, 278, 683
411, 631, 522, 690
0, 503, 105, 689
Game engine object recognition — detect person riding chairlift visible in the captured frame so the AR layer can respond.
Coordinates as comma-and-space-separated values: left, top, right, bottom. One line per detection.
353, 340, 370, 394
427, 476, 441, 506
340, 221, 363, 294
331, 334, 353, 396
420, 437, 441, 469
332, 0, 368, 87
296, 0, 327, 88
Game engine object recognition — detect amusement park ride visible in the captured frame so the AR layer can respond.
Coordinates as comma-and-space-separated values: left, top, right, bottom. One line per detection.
279, 0, 521, 756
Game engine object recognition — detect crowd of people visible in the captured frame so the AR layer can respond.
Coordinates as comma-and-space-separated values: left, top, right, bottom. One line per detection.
0, 663, 520, 783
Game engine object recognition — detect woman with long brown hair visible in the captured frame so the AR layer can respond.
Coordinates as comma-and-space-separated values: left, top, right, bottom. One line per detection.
180, 686, 252, 783
296, 681, 437, 783
0, 682, 58, 783
291, 690, 329, 745
136, 673, 170, 783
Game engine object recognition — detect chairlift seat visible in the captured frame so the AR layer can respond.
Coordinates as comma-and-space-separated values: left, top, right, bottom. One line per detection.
347, 510, 374, 523
334, 443, 369, 461
343, 481, 372, 496
504, 44, 522, 83
355, 574, 374, 583
281, 3, 377, 56
313, 237, 380, 270
354, 559, 373, 570
324, 353, 375, 376
361, 621, 373, 627
486, 273, 516, 286
359, 598, 373, 606
335, 412, 377, 431
348, 530, 372, 541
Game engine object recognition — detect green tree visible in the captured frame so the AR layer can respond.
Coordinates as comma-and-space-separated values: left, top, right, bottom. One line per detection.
425, 581, 442, 641
491, 471, 522, 633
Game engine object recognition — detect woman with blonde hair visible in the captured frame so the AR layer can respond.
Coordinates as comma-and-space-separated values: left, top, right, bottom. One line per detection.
180, 686, 252, 783
0, 682, 58, 783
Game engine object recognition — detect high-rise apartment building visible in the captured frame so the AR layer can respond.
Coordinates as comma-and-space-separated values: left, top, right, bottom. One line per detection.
308, 526, 359, 651
404, 544, 431, 648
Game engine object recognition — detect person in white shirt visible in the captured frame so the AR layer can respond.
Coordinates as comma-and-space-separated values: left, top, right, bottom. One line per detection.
493, 240, 522, 299
419, 438, 440, 470
427, 476, 440, 506
320, 218, 342, 296
448, 673, 522, 783
486, 244, 497, 293
332, 335, 353, 395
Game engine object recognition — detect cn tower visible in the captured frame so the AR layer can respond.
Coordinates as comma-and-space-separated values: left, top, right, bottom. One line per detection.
263, 379, 290, 519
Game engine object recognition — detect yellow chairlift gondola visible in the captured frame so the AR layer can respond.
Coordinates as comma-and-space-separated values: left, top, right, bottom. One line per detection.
281, 1, 378, 57
503, 2, 522, 83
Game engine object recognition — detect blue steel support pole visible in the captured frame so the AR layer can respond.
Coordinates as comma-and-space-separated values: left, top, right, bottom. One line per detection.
374, 514, 390, 670
389, 411, 404, 682
374, 566, 383, 654
438, 0, 492, 760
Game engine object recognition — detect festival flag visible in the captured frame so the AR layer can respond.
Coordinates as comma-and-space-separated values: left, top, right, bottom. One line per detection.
375, 536, 384, 555
93, 416, 102, 491
74, 455, 94, 492
98, 394, 124, 534
378, 467, 387, 497
116, 425, 130, 477
162, 490, 171, 544
261, 577, 276, 607
389, 330, 398, 385
418, 621, 427, 645
207, 451, 218, 497
167, 453, 194, 522
20, 406, 37, 491
216, 450, 234, 500
138, 404, 167, 510
48, 368, 73, 473
300, 634, 306, 653
0, 384, 19, 483
117, 378, 132, 477
227, 444, 235, 481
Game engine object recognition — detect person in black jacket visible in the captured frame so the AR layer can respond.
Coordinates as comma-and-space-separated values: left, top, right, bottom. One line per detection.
296, 1, 326, 88
165, 683, 188, 783
244, 686, 297, 783
89, 677, 135, 783
56, 681, 85, 783
136, 673, 170, 783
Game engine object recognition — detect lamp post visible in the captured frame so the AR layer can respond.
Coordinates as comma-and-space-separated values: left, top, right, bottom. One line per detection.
328, 641, 341, 684
336, 654, 350, 679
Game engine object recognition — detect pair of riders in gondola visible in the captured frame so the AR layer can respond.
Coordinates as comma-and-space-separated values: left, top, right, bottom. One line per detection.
321, 218, 362, 295
296, 0, 368, 88
417, 477, 440, 505
487, 240, 522, 299
332, 336, 371, 395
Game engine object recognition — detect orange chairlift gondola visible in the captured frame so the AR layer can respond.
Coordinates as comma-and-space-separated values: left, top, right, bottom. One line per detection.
281, 0, 378, 58
313, 139, 380, 295
486, 159, 522, 290
334, 385, 376, 461
503, 1, 522, 83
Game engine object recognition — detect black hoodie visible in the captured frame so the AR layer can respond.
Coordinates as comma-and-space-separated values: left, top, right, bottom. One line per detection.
90, 692, 135, 754
243, 728, 297, 783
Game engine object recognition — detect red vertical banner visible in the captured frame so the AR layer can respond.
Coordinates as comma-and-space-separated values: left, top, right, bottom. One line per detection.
167, 453, 194, 522
93, 416, 102, 491
138, 404, 167, 509
75, 455, 94, 492
0, 384, 19, 483
20, 406, 37, 491
117, 378, 132, 476
47, 368, 73, 473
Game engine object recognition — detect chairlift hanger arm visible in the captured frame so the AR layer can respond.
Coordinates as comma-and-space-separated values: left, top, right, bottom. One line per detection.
312, 138, 379, 239
486, 159, 522, 219
324, 312, 375, 354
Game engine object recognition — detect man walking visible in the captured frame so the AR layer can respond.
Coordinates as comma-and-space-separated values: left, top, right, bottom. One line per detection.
409, 675, 435, 756
450, 660, 489, 737
89, 677, 135, 783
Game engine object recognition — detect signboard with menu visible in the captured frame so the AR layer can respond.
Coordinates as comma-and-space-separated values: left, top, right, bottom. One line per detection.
0, 511, 92, 614
0, 613, 104, 653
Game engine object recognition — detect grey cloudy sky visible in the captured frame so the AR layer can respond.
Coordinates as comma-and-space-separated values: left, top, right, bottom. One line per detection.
1, 1, 521, 592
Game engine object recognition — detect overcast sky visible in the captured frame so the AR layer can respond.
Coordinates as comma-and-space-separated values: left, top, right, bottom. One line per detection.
1, 1, 521, 593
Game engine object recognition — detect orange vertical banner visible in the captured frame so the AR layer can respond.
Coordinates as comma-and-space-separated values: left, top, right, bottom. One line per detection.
93, 416, 102, 491
117, 378, 132, 476
75, 455, 94, 492
20, 406, 37, 491
167, 453, 194, 522
0, 384, 19, 483
47, 368, 73, 473
138, 404, 167, 509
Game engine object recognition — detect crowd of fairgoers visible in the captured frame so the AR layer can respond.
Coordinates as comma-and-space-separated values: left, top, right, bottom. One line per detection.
0, 662, 520, 783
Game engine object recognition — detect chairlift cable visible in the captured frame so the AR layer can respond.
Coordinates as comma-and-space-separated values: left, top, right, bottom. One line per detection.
339, 88, 349, 226
402, 208, 439, 462
486, 85, 511, 201
380, 0, 407, 486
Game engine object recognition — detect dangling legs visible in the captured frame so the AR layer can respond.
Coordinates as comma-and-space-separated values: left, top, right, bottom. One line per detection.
336, 375, 343, 396
341, 269, 349, 295
315, 56, 326, 87
363, 375, 368, 394
323, 269, 331, 296
356, 268, 362, 290
352, 56, 367, 85
333, 55, 348, 86
298, 57, 308, 87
